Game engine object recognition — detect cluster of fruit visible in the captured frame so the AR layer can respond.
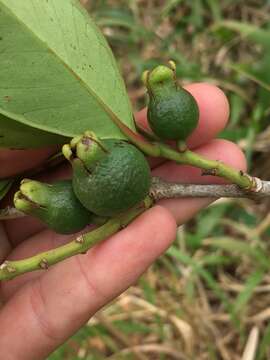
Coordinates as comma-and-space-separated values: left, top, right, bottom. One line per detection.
14, 63, 199, 234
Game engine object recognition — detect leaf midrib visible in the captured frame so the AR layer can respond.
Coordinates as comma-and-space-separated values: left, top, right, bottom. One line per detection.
0, 0, 132, 138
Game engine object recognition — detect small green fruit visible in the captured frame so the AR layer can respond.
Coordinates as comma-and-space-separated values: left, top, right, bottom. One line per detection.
145, 63, 199, 141
14, 180, 93, 234
64, 133, 151, 217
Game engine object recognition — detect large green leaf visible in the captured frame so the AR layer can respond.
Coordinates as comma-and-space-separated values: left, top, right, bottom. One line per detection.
0, 0, 135, 144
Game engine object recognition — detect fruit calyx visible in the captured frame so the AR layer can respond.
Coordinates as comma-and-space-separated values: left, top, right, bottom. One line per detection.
14, 179, 93, 234
14, 179, 50, 212
143, 62, 177, 98
62, 131, 108, 172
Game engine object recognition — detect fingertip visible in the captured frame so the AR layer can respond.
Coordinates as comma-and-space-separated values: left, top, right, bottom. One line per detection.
184, 83, 230, 148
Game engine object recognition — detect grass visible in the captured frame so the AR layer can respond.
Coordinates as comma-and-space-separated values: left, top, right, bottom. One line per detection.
49, 0, 270, 359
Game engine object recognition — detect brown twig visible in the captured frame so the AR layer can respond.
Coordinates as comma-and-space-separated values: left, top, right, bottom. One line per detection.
150, 177, 269, 201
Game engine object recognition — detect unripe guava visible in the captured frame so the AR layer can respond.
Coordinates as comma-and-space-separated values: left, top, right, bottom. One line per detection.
63, 133, 151, 217
145, 64, 199, 141
14, 180, 93, 234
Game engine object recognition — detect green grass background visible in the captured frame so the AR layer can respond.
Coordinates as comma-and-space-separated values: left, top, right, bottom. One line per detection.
49, 1, 270, 359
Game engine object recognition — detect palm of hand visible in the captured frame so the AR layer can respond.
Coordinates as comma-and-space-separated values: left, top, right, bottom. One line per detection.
0, 83, 246, 360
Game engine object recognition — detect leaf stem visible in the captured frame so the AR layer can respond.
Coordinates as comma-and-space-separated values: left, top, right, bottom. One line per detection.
157, 143, 254, 189
0, 198, 152, 281
108, 115, 255, 189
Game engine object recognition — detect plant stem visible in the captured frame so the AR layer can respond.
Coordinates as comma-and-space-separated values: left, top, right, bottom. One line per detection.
1, 176, 268, 221
107, 114, 256, 190
0, 198, 152, 281
150, 177, 267, 200
157, 143, 254, 189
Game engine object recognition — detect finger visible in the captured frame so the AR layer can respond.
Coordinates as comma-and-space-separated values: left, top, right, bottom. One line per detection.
136, 83, 229, 149
0, 147, 58, 178
153, 139, 247, 223
0, 206, 176, 359
185, 83, 230, 148
1, 226, 94, 298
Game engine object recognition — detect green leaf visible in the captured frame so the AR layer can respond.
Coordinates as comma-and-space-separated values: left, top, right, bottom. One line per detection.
257, 322, 270, 360
0, 0, 135, 145
216, 21, 270, 49
167, 246, 235, 317
0, 113, 68, 148
161, 0, 184, 17
205, 0, 222, 22
232, 269, 264, 315
206, 237, 269, 269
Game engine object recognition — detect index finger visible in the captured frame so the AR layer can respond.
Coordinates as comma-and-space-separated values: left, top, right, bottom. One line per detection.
0, 206, 177, 359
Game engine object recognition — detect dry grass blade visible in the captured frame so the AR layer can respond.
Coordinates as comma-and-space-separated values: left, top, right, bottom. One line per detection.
94, 313, 149, 360
119, 295, 195, 355
108, 343, 187, 360
248, 308, 270, 323
251, 213, 270, 237
241, 327, 259, 360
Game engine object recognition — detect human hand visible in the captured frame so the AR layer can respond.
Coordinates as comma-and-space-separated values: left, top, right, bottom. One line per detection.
0, 83, 246, 360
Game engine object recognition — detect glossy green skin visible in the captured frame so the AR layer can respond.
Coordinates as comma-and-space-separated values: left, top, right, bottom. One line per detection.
28, 180, 92, 234
72, 141, 151, 217
148, 88, 199, 141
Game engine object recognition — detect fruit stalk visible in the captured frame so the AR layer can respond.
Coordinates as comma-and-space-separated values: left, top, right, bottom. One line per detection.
107, 121, 256, 190
157, 143, 255, 189
1, 177, 269, 222
105, 97, 256, 189
0, 198, 152, 281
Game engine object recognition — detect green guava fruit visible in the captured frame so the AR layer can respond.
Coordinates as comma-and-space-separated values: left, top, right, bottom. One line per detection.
14, 180, 93, 234
63, 133, 151, 217
145, 64, 199, 141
